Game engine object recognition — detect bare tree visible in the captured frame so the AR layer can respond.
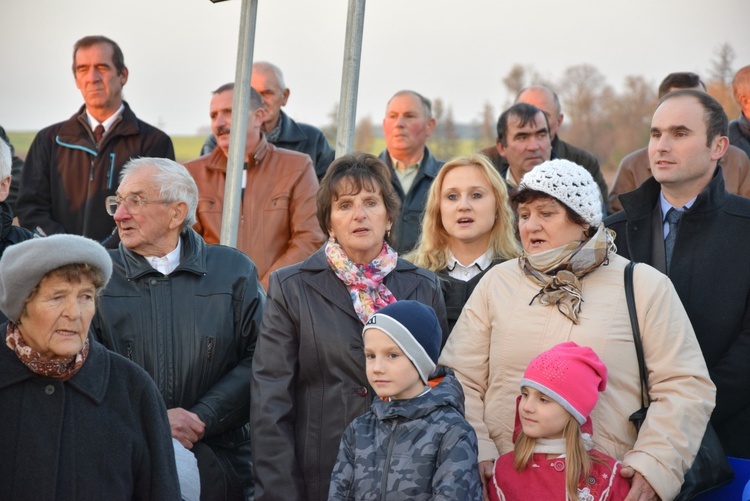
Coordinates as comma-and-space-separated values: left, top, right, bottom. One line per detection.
707, 43, 740, 118
558, 64, 613, 162
709, 43, 736, 87
474, 101, 496, 150
322, 102, 338, 144
354, 115, 375, 153
429, 99, 459, 160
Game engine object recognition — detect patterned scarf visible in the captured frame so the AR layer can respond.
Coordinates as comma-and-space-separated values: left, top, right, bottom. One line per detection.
520, 224, 616, 324
325, 237, 398, 324
5, 322, 89, 380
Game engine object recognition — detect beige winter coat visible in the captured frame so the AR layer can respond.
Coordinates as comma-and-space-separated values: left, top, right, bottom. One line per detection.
439, 253, 715, 500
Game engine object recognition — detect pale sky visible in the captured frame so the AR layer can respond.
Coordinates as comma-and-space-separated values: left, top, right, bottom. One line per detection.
2, 0, 749, 135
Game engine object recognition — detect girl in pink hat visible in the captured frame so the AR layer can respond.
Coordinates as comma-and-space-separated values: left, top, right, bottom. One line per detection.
488, 342, 630, 501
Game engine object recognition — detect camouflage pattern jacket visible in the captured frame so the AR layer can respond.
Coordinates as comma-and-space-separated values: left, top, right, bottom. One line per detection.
329, 367, 483, 500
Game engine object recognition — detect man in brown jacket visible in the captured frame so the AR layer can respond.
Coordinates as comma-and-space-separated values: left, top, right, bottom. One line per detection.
185, 83, 324, 289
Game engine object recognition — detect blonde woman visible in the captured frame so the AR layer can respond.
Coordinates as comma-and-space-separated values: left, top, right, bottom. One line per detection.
405, 153, 520, 331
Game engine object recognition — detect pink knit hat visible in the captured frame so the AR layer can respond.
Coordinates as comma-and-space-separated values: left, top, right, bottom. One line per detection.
520, 342, 607, 425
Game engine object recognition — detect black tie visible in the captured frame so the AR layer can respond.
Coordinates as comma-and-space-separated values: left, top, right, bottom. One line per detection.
664, 208, 683, 273
94, 124, 105, 145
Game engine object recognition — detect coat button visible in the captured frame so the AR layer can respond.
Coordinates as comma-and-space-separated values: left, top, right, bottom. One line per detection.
552, 460, 565, 472
150, 279, 158, 285
355, 386, 368, 397
45, 385, 55, 395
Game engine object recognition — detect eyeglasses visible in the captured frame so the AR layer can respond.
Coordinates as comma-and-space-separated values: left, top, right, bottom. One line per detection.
105, 194, 171, 216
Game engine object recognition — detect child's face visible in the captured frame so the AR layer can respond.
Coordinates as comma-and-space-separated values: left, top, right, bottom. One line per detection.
519, 386, 571, 439
364, 328, 425, 400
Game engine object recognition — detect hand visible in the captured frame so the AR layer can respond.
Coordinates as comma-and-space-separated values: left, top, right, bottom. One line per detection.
168, 407, 206, 449
621, 466, 659, 501
479, 460, 494, 501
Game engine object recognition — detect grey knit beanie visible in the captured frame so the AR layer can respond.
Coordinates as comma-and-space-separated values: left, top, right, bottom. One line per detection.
0, 235, 113, 322
518, 159, 603, 227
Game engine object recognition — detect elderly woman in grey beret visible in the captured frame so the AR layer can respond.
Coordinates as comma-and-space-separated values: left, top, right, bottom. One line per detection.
0, 234, 181, 500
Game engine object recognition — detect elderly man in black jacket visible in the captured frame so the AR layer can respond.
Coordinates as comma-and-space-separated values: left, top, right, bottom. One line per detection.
606, 90, 750, 461
92, 157, 265, 500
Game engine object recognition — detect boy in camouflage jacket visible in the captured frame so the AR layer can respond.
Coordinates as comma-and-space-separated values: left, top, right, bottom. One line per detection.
329, 301, 483, 500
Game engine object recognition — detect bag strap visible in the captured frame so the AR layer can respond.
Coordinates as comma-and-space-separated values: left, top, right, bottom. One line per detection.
624, 261, 651, 408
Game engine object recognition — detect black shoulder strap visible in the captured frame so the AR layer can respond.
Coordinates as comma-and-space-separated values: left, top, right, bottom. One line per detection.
625, 261, 651, 408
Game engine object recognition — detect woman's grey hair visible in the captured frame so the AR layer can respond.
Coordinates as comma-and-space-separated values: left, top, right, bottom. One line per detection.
119, 157, 198, 230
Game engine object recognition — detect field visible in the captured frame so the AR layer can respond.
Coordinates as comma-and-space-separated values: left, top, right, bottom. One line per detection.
7, 131, 210, 164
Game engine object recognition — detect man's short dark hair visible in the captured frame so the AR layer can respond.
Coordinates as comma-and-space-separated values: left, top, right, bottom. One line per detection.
72, 35, 126, 75
659, 89, 728, 147
212, 82, 264, 112
658, 72, 705, 98
496, 103, 549, 147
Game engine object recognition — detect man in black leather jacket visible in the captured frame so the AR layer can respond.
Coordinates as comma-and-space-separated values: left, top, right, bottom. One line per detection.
92, 157, 265, 500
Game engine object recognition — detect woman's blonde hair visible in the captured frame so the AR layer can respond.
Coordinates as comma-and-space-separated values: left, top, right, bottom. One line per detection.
514, 416, 597, 501
404, 153, 520, 271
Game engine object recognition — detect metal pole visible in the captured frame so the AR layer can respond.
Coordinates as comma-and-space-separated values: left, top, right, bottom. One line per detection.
220, 0, 258, 247
335, 0, 366, 157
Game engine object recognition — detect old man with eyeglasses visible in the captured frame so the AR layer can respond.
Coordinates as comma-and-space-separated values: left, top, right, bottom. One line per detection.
93, 157, 265, 501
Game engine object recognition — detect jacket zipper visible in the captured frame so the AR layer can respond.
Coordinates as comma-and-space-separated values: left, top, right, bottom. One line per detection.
380, 423, 397, 500
125, 340, 133, 360
206, 337, 214, 362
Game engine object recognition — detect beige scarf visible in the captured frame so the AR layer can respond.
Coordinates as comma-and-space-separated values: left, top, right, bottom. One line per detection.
520, 224, 616, 324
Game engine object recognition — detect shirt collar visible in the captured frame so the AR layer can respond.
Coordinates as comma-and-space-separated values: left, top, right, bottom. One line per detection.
86, 103, 125, 132
391, 152, 424, 172
446, 248, 494, 272
659, 191, 695, 222
145, 238, 182, 275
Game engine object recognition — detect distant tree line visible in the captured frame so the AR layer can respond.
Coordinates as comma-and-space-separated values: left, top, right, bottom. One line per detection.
324, 43, 739, 171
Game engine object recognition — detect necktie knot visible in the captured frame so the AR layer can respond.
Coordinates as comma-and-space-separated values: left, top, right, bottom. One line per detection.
94, 124, 105, 145
666, 207, 683, 227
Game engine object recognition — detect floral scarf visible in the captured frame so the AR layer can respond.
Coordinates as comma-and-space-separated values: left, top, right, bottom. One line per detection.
325, 237, 398, 324
519, 224, 616, 324
5, 322, 89, 380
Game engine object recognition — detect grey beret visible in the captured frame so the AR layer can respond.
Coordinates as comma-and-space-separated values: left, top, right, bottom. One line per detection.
0, 235, 113, 322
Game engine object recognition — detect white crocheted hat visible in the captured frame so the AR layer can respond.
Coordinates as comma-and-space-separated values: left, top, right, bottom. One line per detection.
518, 159, 602, 227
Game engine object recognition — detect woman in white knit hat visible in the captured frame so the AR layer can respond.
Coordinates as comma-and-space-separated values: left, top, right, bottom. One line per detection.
439, 159, 716, 501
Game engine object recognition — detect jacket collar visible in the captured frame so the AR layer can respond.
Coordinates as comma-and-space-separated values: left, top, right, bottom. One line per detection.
298, 246, 424, 322
116, 228, 207, 280
621, 166, 728, 219
276, 110, 307, 143
202, 134, 270, 173
619, 167, 728, 263
59, 101, 140, 141
0, 201, 12, 239
737, 113, 750, 137
370, 367, 465, 420
0, 335, 111, 405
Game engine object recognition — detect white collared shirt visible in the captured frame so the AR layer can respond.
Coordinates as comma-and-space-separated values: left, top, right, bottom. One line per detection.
145, 239, 182, 275
446, 249, 494, 281
85, 103, 125, 134
659, 191, 695, 239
